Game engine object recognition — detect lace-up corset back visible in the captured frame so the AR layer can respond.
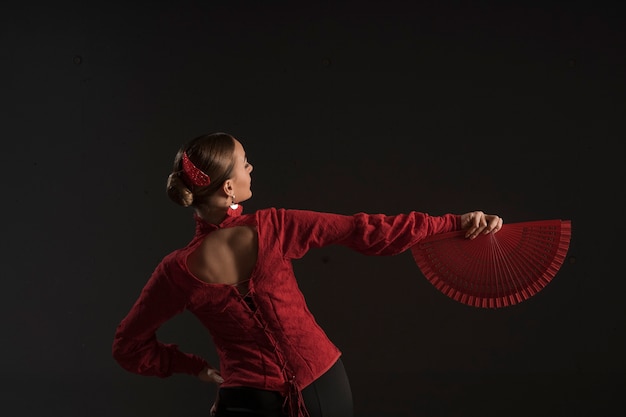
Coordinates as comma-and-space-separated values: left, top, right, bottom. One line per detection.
186, 225, 258, 295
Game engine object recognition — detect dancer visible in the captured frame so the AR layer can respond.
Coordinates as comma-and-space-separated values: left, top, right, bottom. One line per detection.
112, 132, 503, 417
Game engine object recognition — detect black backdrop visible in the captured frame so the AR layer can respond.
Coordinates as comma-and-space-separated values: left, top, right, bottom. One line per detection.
2, 1, 624, 416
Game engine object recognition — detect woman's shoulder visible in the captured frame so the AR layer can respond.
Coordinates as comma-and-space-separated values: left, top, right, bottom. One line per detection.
250, 206, 334, 217
250, 207, 355, 230
250, 206, 308, 221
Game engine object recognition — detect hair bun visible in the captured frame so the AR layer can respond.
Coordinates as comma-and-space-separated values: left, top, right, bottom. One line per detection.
166, 172, 194, 207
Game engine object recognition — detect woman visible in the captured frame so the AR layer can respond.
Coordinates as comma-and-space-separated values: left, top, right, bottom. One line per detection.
112, 132, 503, 417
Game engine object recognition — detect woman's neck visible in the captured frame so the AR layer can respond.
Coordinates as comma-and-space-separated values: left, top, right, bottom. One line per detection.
195, 206, 228, 225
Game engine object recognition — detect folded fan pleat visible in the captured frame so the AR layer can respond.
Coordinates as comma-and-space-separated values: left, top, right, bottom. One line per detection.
410, 220, 572, 308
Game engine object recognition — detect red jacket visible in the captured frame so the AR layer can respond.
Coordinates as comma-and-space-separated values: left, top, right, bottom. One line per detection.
112, 208, 461, 415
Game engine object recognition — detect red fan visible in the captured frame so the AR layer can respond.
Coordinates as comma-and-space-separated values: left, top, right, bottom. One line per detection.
410, 219, 572, 308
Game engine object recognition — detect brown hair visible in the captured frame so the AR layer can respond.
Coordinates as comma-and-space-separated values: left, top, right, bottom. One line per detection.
166, 132, 236, 207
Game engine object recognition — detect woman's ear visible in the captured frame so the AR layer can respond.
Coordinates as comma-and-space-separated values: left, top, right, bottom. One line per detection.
222, 179, 233, 196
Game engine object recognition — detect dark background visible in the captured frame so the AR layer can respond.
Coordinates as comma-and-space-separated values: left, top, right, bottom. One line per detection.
2, 1, 624, 416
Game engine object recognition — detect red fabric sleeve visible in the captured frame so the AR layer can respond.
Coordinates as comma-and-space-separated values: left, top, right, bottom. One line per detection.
111, 262, 209, 377
346, 212, 461, 255
272, 209, 461, 259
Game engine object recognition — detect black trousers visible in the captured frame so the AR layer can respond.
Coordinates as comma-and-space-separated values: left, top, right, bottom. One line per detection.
215, 359, 353, 417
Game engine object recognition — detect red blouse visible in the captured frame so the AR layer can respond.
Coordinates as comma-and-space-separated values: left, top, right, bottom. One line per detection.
112, 208, 461, 415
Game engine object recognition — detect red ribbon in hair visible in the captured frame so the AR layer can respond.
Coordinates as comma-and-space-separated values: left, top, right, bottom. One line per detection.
182, 151, 211, 186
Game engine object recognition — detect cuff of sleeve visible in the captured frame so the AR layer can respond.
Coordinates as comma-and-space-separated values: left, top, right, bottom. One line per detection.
453, 214, 462, 231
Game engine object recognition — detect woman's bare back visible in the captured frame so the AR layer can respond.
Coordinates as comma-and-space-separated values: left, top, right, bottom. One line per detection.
187, 226, 258, 295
